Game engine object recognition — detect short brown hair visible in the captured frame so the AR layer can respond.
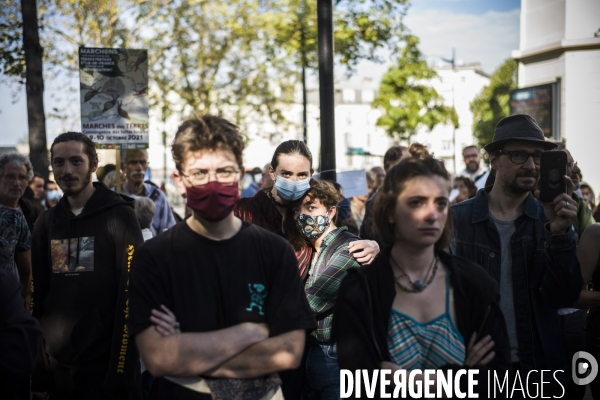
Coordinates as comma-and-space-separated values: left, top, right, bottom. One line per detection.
303, 179, 341, 210
171, 114, 245, 172
373, 156, 453, 249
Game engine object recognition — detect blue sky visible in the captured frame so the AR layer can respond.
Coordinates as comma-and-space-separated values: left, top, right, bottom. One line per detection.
410, 0, 520, 15
0, 0, 521, 146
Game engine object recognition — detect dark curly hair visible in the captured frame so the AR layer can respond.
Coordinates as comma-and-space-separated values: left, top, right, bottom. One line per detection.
171, 114, 245, 172
284, 179, 340, 250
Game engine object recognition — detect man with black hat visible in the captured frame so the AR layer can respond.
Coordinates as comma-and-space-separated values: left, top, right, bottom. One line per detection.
450, 114, 583, 395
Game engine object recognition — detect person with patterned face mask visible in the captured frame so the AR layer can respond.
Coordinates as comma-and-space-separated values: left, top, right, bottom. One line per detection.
235, 141, 381, 280
284, 179, 360, 400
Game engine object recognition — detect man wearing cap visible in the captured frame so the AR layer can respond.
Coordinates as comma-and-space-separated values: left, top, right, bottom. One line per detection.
450, 115, 583, 394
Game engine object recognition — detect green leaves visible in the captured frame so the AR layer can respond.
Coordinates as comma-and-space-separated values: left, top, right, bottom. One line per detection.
0, 0, 26, 79
2, 0, 409, 136
373, 35, 457, 142
470, 58, 517, 148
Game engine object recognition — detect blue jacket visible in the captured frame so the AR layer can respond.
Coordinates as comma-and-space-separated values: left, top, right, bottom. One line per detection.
450, 189, 582, 376
121, 182, 176, 236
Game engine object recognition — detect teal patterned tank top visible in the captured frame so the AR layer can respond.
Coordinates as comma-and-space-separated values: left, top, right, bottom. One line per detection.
387, 273, 465, 369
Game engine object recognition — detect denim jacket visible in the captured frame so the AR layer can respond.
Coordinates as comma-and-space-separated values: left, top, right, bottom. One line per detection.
450, 189, 583, 374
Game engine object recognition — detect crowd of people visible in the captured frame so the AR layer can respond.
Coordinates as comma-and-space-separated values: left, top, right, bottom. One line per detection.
1, 113, 600, 399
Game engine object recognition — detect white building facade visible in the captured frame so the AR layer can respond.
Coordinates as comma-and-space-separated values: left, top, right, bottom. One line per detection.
411, 64, 490, 175
512, 0, 600, 193
146, 62, 490, 198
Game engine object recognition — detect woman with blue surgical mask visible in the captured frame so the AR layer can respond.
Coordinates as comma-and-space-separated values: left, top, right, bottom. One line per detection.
236, 140, 380, 278
236, 140, 380, 399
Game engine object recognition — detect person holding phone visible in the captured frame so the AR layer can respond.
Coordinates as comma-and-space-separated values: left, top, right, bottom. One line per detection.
451, 114, 583, 395
332, 151, 510, 397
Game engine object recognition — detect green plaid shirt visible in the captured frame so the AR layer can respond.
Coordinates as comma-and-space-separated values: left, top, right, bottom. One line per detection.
305, 227, 360, 342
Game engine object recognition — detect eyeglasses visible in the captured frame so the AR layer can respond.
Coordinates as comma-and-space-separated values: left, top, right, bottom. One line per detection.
463, 154, 479, 160
181, 168, 240, 187
497, 150, 542, 165
1, 174, 29, 183
126, 159, 148, 167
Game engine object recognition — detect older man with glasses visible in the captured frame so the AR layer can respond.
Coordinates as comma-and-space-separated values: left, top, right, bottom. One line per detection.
120, 149, 176, 235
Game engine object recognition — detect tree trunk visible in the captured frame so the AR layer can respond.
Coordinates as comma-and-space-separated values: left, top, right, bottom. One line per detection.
21, 0, 48, 180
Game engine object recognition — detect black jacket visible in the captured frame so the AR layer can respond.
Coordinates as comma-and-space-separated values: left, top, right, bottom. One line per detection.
331, 247, 511, 398
31, 182, 143, 394
358, 189, 380, 244
451, 189, 582, 377
0, 270, 42, 400
18, 196, 38, 233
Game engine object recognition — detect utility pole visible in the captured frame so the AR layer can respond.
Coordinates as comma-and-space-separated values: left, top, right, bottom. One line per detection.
317, 0, 336, 182
442, 48, 458, 175
300, 0, 308, 144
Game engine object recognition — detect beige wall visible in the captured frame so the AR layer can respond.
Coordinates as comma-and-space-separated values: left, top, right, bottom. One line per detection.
521, 0, 565, 50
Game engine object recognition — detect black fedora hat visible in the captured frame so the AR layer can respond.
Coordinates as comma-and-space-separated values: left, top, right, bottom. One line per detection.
484, 114, 557, 153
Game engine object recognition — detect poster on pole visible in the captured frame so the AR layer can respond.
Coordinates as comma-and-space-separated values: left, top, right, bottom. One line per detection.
79, 47, 149, 149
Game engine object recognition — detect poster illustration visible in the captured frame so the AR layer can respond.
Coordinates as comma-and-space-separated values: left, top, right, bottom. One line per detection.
51, 237, 95, 273
79, 47, 149, 149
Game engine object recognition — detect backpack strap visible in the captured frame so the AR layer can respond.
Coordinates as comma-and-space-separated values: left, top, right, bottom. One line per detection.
149, 187, 161, 202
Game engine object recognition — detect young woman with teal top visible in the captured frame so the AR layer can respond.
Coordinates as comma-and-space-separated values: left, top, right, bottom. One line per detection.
332, 151, 511, 397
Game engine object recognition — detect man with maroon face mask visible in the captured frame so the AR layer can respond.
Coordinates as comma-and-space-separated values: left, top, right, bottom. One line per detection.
130, 115, 316, 399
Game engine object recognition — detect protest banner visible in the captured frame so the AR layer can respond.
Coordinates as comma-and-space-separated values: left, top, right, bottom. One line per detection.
79, 47, 149, 149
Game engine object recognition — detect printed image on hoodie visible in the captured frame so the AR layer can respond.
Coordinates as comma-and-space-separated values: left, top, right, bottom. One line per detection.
50, 236, 95, 273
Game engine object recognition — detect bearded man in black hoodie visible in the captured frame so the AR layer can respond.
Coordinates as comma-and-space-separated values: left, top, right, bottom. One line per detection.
31, 132, 144, 399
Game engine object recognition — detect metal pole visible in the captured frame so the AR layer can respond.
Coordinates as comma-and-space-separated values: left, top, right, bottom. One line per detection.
163, 130, 167, 187
302, 61, 308, 144
444, 48, 458, 175
317, 0, 336, 182
300, 0, 308, 144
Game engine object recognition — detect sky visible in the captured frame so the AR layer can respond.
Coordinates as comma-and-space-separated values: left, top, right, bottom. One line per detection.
0, 0, 521, 146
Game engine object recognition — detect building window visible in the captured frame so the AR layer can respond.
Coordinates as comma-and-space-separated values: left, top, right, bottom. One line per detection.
442, 140, 452, 151
362, 89, 374, 103
343, 89, 356, 103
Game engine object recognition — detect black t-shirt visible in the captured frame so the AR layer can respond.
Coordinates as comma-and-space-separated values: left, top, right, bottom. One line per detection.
130, 220, 316, 398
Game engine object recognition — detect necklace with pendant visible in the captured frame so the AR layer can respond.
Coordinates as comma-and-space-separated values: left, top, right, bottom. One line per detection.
390, 253, 438, 293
